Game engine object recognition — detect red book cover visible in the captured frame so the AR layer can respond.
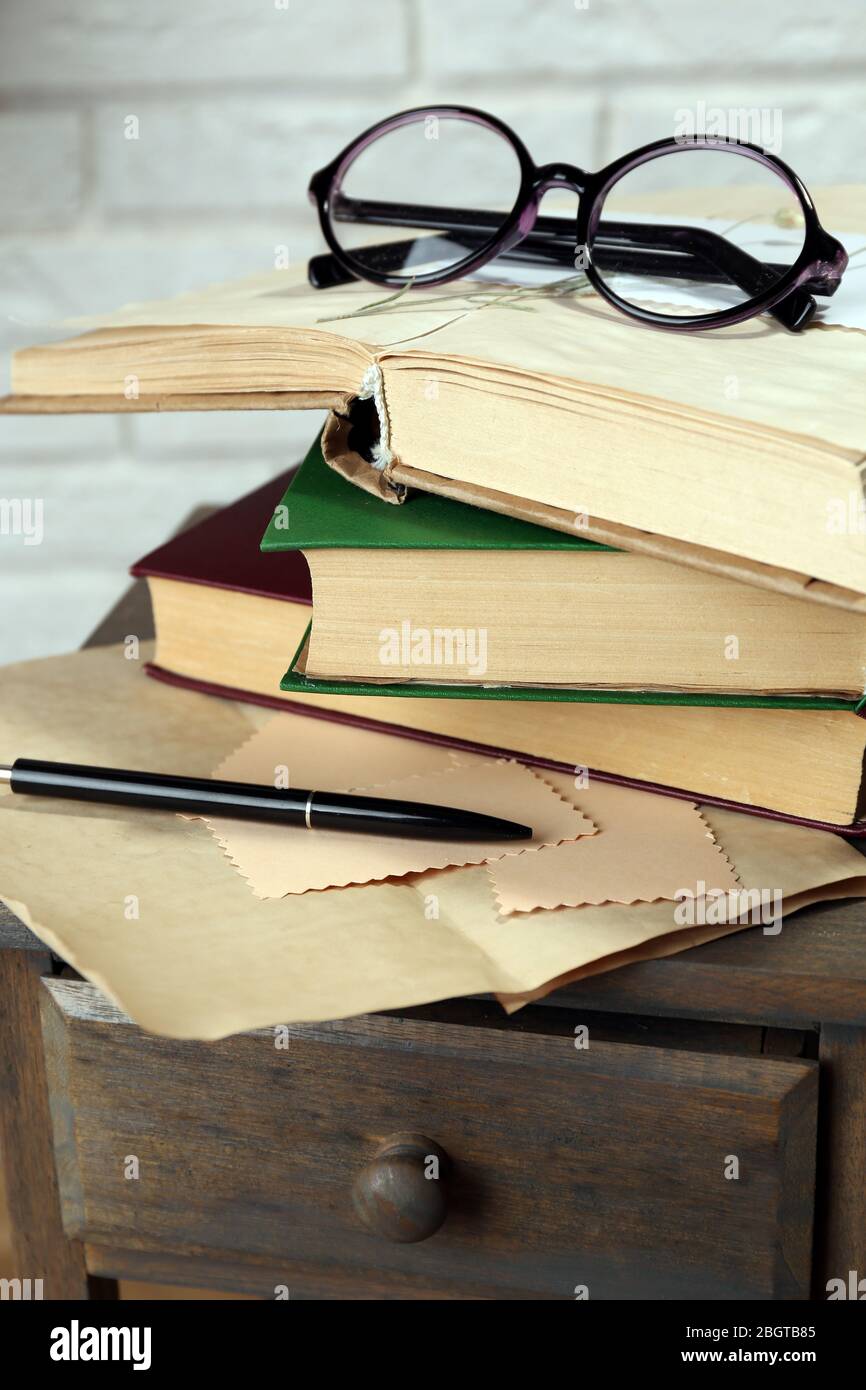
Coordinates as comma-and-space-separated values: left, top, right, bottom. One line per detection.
131, 468, 311, 605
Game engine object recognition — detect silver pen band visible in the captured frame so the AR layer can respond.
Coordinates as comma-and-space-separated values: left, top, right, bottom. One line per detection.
304, 790, 316, 830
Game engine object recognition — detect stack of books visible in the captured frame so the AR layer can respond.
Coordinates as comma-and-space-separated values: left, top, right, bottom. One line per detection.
4, 249, 866, 836
128, 436, 866, 833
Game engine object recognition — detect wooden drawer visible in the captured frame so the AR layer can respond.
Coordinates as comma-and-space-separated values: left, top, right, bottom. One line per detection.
40, 977, 817, 1300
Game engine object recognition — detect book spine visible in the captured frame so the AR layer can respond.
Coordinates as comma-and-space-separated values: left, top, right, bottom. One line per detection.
320, 373, 406, 504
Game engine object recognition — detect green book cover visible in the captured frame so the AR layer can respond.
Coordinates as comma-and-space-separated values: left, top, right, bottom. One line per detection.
263, 437, 865, 716
260, 436, 613, 554
280, 622, 861, 712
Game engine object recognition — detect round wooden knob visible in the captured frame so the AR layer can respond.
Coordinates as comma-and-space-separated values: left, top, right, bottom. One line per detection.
353, 1133, 448, 1243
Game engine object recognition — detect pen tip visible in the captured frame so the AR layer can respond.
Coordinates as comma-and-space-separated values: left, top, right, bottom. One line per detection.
450, 810, 533, 840
497, 819, 533, 840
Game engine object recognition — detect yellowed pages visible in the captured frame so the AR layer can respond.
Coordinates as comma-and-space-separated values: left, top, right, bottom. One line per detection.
305, 547, 866, 693
7, 185, 866, 599
147, 579, 866, 827
15, 256, 864, 458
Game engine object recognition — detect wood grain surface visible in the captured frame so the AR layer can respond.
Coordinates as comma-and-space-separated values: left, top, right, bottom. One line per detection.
42, 977, 818, 1300
0, 953, 111, 1298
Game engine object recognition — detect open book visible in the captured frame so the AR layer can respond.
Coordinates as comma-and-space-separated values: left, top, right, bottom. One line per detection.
5, 187, 866, 609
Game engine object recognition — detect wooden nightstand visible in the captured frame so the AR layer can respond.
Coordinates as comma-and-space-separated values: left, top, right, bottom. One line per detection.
1, 577, 864, 1302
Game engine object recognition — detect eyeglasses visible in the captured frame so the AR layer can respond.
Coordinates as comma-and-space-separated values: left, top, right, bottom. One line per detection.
307, 105, 847, 333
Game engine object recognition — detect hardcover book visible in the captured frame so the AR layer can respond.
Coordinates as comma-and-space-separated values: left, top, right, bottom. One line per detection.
130, 441, 866, 831
266, 440, 866, 699
9, 186, 866, 613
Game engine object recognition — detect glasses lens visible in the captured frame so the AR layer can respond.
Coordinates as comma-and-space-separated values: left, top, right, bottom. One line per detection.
329, 112, 522, 280
589, 147, 806, 317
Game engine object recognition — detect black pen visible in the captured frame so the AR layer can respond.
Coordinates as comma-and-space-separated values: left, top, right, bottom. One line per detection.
0, 758, 532, 841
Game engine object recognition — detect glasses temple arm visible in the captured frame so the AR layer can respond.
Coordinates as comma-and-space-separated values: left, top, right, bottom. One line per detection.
310, 236, 730, 289
309, 238, 812, 328
328, 195, 839, 297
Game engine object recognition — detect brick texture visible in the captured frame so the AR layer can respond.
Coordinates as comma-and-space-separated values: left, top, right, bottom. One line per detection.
0, 1, 409, 89
416, 0, 866, 81
0, 113, 82, 230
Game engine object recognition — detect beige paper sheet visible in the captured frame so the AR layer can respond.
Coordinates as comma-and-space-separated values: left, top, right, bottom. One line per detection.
491, 774, 740, 914
496, 876, 866, 1013
1, 644, 864, 1040
205, 718, 594, 898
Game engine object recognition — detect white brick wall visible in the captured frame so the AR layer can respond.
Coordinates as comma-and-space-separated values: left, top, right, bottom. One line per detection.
1, 0, 863, 663
0, 112, 83, 230
416, 0, 866, 80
